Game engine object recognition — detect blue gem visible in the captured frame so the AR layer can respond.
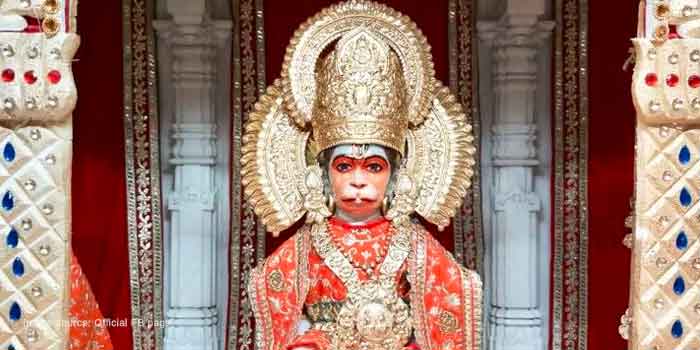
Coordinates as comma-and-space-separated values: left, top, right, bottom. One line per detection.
676, 231, 689, 250
11, 257, 23, 277
680, 187, 693, 207
679, 145, 692, 165
2, 143, 15, 163
2, 191, 13, 211
674, 276, 686, 295
5, 227, 17, 248
8, 302, 20, 321
672, 320, 684, 338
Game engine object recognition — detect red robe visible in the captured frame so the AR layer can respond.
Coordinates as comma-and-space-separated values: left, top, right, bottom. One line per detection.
248, 217, 482, 350
69, 254, 113, 350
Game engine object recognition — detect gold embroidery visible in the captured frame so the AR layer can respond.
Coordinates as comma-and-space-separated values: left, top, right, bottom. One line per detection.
448, 0, 483, 273
123, 0, 164, 349
306, 301, 343, 323
268, 269, 285, 292
552, 0, 589, 349
438, 310, 459, 333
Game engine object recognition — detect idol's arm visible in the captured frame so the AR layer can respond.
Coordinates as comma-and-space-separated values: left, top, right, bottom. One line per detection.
248, 228, 330, 350
409, 226, 482, 350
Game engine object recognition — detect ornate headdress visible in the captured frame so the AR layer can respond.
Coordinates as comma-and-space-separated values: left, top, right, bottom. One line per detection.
242, 0, 476, 234
314, 29, 409, 154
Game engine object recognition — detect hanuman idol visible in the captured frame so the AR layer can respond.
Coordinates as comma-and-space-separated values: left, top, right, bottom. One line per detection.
242, 2, 482, 350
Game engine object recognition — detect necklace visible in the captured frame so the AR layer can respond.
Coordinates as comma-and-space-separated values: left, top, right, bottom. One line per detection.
327, 221, 393, 277
310, 220, 413, 350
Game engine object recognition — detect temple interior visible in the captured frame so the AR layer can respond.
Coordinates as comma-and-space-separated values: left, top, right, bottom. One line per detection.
0, 0, 693, 350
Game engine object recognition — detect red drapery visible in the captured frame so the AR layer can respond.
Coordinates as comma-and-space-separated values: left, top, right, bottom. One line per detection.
585, 1, 636, 349
72, 1, 134, 349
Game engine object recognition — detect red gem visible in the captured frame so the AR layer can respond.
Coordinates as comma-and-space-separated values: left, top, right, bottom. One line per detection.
645, 73, 658, 86
667, 74, 680, 87
23, 71, 37, 84
1, 69, 14, 82
689, 75, 700, 88
47, 70, 61, 84
669, 25, 681, 39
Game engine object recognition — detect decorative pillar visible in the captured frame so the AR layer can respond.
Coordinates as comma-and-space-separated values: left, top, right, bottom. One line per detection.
479, 5, 554, 350
154, 1, 231, 349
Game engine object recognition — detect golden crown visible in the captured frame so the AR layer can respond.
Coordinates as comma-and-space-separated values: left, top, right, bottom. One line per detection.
312, 29, 409, 154
242, 0, 476, 234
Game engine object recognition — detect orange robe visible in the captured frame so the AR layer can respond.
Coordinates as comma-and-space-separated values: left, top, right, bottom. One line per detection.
248, 217, 482, 350
69, 254, 113, 350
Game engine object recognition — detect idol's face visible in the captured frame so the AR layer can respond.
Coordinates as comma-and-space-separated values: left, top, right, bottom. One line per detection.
329, 153, 391, 222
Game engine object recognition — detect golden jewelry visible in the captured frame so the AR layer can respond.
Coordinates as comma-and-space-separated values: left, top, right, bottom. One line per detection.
327, 194, 336, 214
281, 1, 435, 131
312, 29, 409, 154
240, 1, 476, 234
301, 165, 332, 227
386, 166, 416, 226
311, 220, 413, 350
329, 223, 392, 276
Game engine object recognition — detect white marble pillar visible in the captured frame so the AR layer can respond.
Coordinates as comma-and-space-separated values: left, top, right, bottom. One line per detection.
478, 4, 554, 350
154, 1, 232, 349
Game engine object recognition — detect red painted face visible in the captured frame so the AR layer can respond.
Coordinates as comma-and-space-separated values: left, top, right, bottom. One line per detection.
329, 155, 391, 222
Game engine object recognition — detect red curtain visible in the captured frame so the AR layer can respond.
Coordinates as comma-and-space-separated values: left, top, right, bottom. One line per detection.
586, 1, 636, 349
262, 0, 454, 254
71, 1, 134, 349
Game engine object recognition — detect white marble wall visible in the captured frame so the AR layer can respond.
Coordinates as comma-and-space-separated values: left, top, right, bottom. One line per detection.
153, 1, 556, 350
478, 1, 554, 350
155, 0, 232, 349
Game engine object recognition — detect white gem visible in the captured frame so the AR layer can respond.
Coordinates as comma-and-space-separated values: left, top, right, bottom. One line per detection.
23, 179, 36, 191
49, 48, 61, 60
1, 45, 14, 58
693, 98, 700, 110
672, 98, 684, 110
42, 204, 54, 215
656, 256, 668, 267
26, 327, 37, 342
654, 298, 664, 309
31, 286, 42, 297
29, 129, 41, 140
2, 98, 15, 111
693, 258, 700, 269
649, 101, 661, 112
662, 171, 673, 181
660, 127, 670, 137
25, 97, 36, 110
692, 50, 700, 63
26, 47, 39, 59
47, 96, 58, 108
648, 48, 657, 59
669, 53, 680, 64
21, 219, 32, 231
683, 6, 694, 17
19, 0, 30, 7
38, 245, 50, 256
45, 154, 56, 165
